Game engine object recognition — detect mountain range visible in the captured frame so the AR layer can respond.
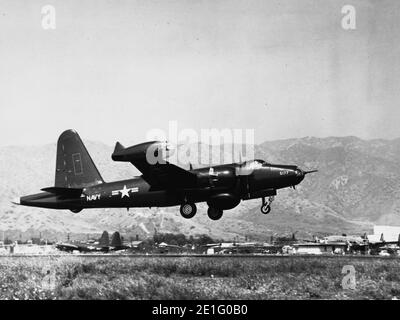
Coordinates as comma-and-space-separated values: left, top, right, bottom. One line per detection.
1, 136, 400, 242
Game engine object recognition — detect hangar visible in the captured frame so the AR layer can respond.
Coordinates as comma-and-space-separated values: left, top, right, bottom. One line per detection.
368, 225, 400, 243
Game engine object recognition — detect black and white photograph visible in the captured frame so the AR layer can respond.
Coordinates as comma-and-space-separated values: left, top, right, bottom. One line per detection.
1, 0, 400, 307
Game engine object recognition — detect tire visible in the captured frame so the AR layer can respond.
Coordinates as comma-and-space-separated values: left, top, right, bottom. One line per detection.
180, 203, 197, 219
207, 207, 223, 220
261, 204, 271, 214
70, 208, 82, 213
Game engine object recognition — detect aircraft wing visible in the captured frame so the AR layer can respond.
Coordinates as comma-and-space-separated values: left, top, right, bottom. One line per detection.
131, 158, 197, 189
111, 141, 197, 189
56, 243, 79, 252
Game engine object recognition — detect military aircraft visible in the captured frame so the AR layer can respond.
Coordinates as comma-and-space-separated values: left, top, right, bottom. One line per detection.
14, 130, 317, 220
55, 242, 130, 253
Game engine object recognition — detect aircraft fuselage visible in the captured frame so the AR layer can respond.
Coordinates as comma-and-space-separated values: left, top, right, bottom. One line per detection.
19, 162, 306, 210
16, 130, 317, 220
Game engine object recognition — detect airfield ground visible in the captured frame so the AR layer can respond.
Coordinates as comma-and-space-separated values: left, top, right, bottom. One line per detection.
0, 255, 399, 299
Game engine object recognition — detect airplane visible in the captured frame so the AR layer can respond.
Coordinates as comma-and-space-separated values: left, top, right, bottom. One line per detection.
55, 242, 129, 253
14, 129, 317, 220
56, 242, 94, 253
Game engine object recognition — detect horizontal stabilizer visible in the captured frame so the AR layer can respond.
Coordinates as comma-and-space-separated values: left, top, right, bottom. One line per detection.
41, 187, 83, 197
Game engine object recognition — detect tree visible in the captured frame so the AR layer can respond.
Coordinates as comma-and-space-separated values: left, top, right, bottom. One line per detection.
31, 237, 41, 245
99, 231, 109, 246
153, 233, 188, 246
111, 232, 122, 247
195, 234, 214, 246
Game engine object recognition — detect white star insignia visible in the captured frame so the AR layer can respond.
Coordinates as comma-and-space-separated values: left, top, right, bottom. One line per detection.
120, 185, 130, 198
209, 167, 219, 176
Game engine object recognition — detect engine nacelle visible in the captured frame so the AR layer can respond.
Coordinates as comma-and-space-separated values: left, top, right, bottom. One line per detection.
207, 193, 240, 210
196, 166, 236, 189
242, 188, 276, 200
112, 141, 175, 163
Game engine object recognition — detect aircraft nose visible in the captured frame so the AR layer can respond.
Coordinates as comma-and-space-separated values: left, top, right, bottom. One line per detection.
295, 168, 305, 181
12, 197, 20, 205
295, 168, 303, 176
295, 168, 318, 182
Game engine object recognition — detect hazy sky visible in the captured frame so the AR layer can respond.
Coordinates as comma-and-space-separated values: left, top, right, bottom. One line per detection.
1, 0, 400, 146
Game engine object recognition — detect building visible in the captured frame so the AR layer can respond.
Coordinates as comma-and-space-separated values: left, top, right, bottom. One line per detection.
292, 242, 348, 255
368, 225, 400, 243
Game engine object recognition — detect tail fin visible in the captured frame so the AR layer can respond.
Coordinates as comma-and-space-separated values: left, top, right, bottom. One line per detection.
113, 141, 125, 154
55, 129, 104, 188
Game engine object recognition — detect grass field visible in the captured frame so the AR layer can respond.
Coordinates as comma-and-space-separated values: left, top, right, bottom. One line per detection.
0, 256, 399, 300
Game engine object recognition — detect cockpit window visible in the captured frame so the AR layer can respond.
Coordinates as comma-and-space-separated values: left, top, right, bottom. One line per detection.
236, 159, 270, 175
254, 159, 271, 166
240, 160, 263, 170
241, 159, 270, 166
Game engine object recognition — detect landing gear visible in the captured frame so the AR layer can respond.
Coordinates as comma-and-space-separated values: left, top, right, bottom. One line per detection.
261, 196, 274, 214
180, 203, 197, 219
70, 208, 82, 214
207, 207, 223, 220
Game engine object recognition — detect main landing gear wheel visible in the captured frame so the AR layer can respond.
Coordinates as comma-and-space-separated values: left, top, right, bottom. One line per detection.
180, 203, 197, 219
207, 207, 223, 220
261, 196, 274, 214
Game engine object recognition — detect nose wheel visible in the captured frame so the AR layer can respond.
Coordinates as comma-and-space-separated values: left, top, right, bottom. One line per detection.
261, 196, 274, 214
180, 203, 197, 219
